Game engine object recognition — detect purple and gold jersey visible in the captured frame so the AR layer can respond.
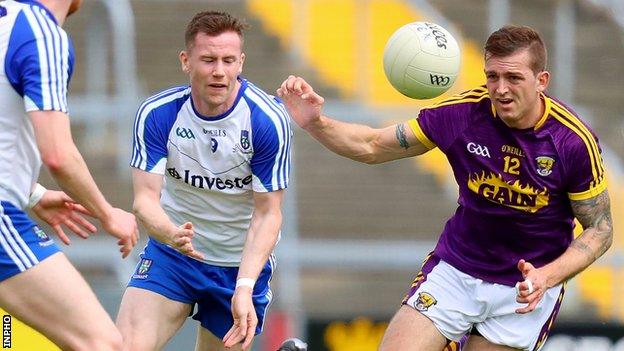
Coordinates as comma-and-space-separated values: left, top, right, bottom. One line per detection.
409, 86, 606, 286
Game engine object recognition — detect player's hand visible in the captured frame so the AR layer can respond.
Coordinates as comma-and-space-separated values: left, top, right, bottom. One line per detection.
223, 287, 257, 350
277, 75, 325, 129
31, 190, 97, 245
515, 259, 548, 314
169, 222, 204, 261
101, 207, 139, 258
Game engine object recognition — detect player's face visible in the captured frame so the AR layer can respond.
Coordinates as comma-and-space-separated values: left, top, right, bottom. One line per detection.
484, 48, 549, 129
180, 31, 245, 116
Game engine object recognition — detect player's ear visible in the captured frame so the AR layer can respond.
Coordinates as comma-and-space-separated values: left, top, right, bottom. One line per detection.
238, 53, 245, 75
536, 70, 550, 93
67, 0, 83, 16
179, 50, 190, 74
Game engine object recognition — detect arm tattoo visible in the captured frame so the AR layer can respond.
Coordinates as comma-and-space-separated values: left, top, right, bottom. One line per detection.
395, 123, 410, 150
570, 190, 613, 259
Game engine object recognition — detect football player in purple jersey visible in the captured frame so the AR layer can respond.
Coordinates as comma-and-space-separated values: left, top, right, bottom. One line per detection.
278, 25, 612, 351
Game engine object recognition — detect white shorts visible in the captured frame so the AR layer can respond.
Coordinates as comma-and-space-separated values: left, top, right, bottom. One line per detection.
403, 256, 564, 351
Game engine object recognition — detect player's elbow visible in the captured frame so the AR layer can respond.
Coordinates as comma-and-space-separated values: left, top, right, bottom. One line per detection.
351, 143, 385, 164
352, 153, 379, 165
602, 228, 614, 252
596, 221, 614, 257
40, 139, 81, 174
354, 148, 390, 165
41, 149, 71, 173
605, 235, 613, 252
132, 197, 148, 218
132, 195, 157, 222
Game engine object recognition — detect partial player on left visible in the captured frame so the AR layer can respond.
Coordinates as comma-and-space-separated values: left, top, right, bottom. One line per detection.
0, 1, 138, 350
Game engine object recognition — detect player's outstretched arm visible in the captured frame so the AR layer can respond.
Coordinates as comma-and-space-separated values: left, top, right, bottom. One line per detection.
223, 190, 284, 350
515, 189, 613, 313
131, 168, 204, 260
277, 75, 429, 164
29, 110, 138, 257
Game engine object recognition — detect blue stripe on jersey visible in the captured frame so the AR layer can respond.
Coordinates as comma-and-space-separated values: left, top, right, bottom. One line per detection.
4, 5, 71, 112
32, 7, 59, 110
271, 96, 292, 188
4, 11, 37, 97
248, 82, 291, 188
131, 86, 190, 165
40, 6, 70, 110
131, 87, 190, 172
249, 109, 280, 191
131, 86, 187, 166
244, 82, 291, 191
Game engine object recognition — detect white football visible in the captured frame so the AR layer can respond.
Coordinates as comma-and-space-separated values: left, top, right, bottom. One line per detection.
383, 22, 461, 99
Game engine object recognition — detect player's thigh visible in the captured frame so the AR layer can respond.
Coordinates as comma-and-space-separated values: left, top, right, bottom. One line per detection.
0, 252, 120, 350
464, 335, 519, 351
379, 305, 447, 351
116, 287, 192, 351
195, 325, 244, 351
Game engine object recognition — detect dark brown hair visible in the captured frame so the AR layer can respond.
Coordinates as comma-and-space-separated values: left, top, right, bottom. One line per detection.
184, 11, 249, 49
484, 25, 547, 74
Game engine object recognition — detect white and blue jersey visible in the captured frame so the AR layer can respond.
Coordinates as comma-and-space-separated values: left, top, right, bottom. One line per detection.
131, 78, 291, 266
0, 0, 74, 209
0, 0, 72, 280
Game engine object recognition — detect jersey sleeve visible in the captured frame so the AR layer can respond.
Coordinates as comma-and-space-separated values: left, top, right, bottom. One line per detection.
5, 10, 74, 113
130, 104, 172, 174
250, 98, 291, 193
564, 131, 607, 201
408, 103, 472, 153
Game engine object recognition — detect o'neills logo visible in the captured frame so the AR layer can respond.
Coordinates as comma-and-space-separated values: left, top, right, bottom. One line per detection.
467, 172, 549, 213
167, 167, 251, 190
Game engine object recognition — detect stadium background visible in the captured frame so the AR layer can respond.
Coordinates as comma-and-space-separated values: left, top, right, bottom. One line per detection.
2, 0, 623, 350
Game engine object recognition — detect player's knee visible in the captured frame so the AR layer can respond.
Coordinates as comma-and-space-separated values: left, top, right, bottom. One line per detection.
120, 334, 159, 351
64, 327, 123, 351
104, 329, 124, 351
91, 329, 123, 351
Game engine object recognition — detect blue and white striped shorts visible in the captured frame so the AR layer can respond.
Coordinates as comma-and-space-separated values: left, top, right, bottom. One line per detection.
0, 201, 59, 282
128, 238, 275, 339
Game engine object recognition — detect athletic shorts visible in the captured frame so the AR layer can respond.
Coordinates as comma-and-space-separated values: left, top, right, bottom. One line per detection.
0, 201, 60, 282
402, 253, 564, 351
127, 238, 275, 339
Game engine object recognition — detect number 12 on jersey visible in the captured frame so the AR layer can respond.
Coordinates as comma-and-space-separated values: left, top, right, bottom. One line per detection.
503, 156, 521, 175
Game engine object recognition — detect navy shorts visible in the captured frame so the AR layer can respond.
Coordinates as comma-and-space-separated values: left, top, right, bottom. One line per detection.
0, 201, 60, 282
127, 238, 275, 339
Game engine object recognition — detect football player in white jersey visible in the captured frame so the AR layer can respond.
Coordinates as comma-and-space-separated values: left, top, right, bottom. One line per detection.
0, 0, 139, 350
117, 11, 291, 351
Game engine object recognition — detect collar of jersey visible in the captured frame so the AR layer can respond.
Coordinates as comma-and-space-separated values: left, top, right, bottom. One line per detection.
14, 0, 57, 25
533, 93, 552, 130
489, 92, 551, 131
190, 77, 248, 122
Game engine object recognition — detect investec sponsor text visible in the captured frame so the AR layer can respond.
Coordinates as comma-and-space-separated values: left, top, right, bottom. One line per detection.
167, 167, 251, 190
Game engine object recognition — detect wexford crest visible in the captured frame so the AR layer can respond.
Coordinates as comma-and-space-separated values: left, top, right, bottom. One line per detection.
415, 292, 437, 311
535, 156, 555, 176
